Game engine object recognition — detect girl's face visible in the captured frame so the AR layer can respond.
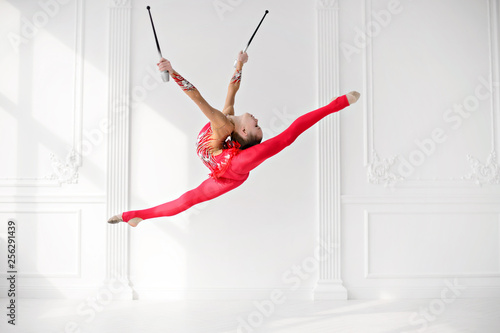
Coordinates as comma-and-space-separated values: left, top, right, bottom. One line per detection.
242, 112, 263, 142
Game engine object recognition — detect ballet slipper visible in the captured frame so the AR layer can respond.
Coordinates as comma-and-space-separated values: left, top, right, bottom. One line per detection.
346, 91, 360, 105
107, 214, 123, 224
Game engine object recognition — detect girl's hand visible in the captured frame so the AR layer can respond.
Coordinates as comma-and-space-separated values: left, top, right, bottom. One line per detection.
237, 51, 248, 64
158, 58, 173, 72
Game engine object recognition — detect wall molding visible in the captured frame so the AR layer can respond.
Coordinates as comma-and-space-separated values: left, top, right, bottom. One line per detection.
365, 272, 500, 279
363, 0, 500, 187
463, 150, 500, 186
317, 0, 338, 10
0, 210, 82, 279
133, 287, 314, 300
363, 210, 500, 279
314, 0, 347, 300
0, 194, 106, 203
347, 286, 500, 299
105, 0, 133, 300
3, 285, 498, 300
0, 0, 84, 187
342, 194, 500, 204
0, 285, 115, 299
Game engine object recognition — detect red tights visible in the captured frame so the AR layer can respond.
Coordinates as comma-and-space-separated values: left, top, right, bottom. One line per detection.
122, 95, 349, 222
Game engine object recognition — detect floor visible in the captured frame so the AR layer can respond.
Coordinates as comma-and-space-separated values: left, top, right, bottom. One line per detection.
1, 298, 499, 333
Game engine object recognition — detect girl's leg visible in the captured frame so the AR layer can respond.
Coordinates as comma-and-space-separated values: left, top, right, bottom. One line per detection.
228, 94, 353, 174
121, 176, 247, 225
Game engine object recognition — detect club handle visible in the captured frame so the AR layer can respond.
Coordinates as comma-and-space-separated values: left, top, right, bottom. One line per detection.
161, 70, 169, 82
157, 52, 169, 82
233, 45, 249, 68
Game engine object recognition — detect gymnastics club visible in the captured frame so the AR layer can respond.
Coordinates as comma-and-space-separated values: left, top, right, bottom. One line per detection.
234, 10, 269, 67
147, 5, 169, 82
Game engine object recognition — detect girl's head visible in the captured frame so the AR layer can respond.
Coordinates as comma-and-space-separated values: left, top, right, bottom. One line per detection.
232, 112, 263, 149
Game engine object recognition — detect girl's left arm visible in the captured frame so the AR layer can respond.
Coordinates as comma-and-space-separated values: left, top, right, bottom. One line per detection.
222, 51, 248, 116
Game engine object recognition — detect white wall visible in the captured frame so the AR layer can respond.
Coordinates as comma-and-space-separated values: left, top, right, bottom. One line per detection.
340, 0, 500, 298
0, 0, 109, 297
127, 0, 319, 299
1, 0, 499, 302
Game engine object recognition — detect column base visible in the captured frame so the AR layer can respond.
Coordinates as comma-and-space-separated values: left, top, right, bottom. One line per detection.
104, 277, 134, 300
314, 280, 348, 300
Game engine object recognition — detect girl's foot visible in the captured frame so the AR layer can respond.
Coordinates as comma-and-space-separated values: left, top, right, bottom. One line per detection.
127, 217, 143, 228
107, 213, 143, 227
346, 91, 360, 105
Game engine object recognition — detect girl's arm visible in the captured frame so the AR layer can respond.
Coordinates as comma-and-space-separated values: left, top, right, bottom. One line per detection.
222, 51, 248, 116
158, 58, 230, 130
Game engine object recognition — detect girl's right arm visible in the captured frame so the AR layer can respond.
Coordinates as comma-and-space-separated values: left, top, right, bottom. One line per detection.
158, 58, 230, 130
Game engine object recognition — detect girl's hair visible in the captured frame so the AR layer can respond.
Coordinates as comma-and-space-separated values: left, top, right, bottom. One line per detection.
232, 131, 262, 150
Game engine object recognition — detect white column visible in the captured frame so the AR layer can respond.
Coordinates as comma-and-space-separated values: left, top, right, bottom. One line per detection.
314, 0, 348, 300
106, 0, 133, 299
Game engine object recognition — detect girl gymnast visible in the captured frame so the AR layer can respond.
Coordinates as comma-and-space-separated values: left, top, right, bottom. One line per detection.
108, 51, 360, 227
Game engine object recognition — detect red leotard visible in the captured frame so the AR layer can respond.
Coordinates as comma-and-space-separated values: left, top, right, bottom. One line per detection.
122, 95, 350, 222
196, 122, 241, 179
